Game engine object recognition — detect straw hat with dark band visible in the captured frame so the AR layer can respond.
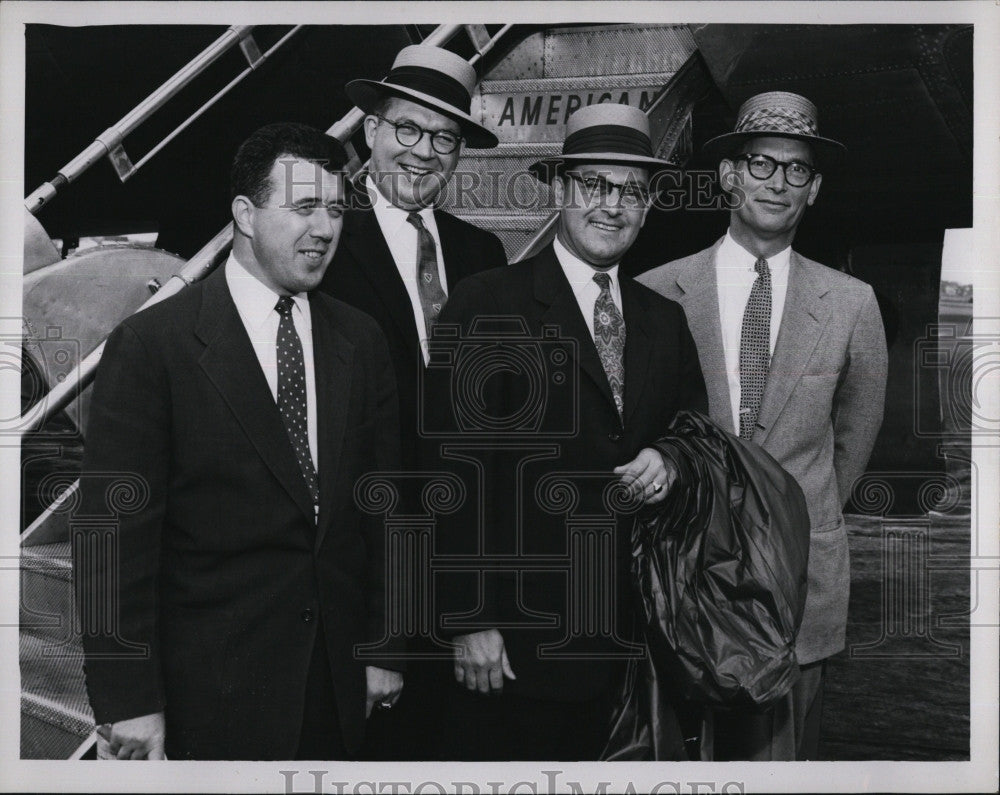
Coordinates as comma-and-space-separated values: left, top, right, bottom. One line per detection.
529, 103, 678, 182
346, 45, 498, 149
703, 91, 846, 161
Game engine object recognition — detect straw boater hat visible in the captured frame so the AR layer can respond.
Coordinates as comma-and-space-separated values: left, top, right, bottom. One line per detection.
702, 91, 846, 162
529, 103, 677, 183
346, 45, 498, 149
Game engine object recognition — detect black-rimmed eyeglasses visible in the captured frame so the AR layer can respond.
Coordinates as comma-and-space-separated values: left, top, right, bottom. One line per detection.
372, 113, 463, 155
734, 153, 818, 188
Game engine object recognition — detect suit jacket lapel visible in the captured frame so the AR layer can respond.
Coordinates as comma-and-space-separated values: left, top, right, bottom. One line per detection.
534, 246, 618, 417
196, 269, 315, 525
436, 209, 475, 286
756, 251, 831, 444
311, 293, 354, 553
675, 239, 735, 432
342, 207, 420, 349
620, 278, 652, 428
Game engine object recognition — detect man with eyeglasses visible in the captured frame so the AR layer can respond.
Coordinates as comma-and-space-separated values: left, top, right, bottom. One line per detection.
317, 44, 507, 760
433, 103, 707, 760
640, 91, 888, 760
75, 123, 403, 760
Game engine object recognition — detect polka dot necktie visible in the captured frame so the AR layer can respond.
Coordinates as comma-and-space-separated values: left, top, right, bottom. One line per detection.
406, 212, 447, 331
593, 272, 626, 419
738, 258, 772, 440
275, 296, 319, 509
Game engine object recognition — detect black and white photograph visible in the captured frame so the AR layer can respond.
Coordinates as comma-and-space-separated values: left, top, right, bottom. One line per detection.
1, 1, 997, 792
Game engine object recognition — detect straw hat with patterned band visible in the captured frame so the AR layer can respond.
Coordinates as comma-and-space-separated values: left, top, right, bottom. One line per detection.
346, 44, 498, 149
703, 91, 846, 162
528, 102, 678, 183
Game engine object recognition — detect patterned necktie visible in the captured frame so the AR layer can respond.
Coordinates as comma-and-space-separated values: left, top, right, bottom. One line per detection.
593, 272, 626, 419
738, 257, 772, 440
406, 211, 447, 331
275, 296, 319, 509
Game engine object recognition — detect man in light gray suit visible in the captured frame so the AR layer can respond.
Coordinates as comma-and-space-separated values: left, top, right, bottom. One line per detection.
639, 91, 887, 761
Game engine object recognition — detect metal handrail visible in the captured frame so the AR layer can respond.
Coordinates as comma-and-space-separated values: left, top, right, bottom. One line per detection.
24, 25, 302, 213
19, 24, 519, 437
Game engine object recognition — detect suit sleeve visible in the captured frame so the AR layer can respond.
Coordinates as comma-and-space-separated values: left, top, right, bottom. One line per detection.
362, 322, 405, 669
74, 321, 169, 725
832, 286, 888, 507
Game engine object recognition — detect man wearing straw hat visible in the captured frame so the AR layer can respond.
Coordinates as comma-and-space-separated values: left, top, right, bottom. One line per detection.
434, 103, 707, 760
640, 91, 888, 760
318, 44, 507, 759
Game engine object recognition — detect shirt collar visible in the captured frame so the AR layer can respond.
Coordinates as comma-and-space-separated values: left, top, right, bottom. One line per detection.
225, 252, 310, 332
552, 235, 620, 292
366, 175, 438, 239
719, 229, 792, 276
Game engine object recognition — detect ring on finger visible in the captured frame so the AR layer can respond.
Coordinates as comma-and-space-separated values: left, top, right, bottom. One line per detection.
652, 481, 664, 493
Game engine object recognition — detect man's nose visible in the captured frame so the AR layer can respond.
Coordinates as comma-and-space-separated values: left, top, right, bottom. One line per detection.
309, 211, 336, 240
410, 130, 436, 160
764, 165, 788, 191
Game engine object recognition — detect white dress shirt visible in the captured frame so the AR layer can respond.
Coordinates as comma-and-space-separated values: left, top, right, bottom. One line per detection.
552, 235, 624, 341
225, 253, 319, 471
716, 230, 791, 431
367, 176, 447, 363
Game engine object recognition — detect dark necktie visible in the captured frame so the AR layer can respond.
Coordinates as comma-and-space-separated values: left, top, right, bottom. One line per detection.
593, 272, 626, 419
406, 211, 447, 331
275, 296, 319, 509
739, 257, 772, 440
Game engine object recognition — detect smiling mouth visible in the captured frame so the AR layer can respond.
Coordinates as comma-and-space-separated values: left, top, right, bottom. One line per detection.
399, 164, 434, 178
300, 249, 327, 260
590, 220, 623, 233
756, 199, 790, 209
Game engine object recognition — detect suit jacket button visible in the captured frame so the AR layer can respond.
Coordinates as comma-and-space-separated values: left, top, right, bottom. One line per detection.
608, 432, 622, 442
301, 608, 314, 623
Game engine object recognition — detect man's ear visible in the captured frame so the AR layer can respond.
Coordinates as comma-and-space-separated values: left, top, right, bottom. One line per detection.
363, 114, 379, 150
806, 172, 823, 206
232, 195, 256, 239
718, 159, 738, 193
551, 174, 566, 208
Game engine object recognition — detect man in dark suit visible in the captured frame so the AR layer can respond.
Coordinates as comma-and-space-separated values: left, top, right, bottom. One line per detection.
639, 91, 887, 760
433, 103, 708, 760
319, 44, 507, 471
317, 44, 506, 759
75, 123, 403, 760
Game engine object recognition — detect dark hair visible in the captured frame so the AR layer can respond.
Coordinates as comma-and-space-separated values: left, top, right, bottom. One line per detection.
230, 122, 347, 205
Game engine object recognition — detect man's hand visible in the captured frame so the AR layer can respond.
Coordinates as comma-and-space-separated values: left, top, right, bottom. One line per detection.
95, 712, 166, 760
365, 666, 404, 718
453, 629, 516, 695
614, 447, 676, 505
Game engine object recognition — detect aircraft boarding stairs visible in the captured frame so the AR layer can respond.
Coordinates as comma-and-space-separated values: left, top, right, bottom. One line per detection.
18, 22, 707, 758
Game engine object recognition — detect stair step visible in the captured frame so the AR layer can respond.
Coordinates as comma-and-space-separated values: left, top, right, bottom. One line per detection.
20, 542, 75, 644
20, 630, 94, 759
